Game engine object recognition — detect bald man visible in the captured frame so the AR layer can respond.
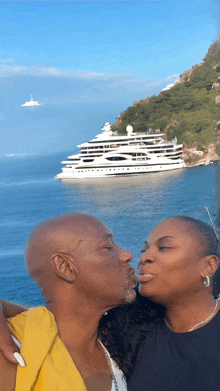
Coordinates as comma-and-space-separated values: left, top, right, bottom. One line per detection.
0, 213, 136, 391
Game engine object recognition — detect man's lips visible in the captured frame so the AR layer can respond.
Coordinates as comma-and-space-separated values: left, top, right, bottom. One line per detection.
128, 269, 137, 284
137, 271, 156, 283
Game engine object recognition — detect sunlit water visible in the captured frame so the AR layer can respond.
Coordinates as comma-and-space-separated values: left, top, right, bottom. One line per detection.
1, 153, 220, 306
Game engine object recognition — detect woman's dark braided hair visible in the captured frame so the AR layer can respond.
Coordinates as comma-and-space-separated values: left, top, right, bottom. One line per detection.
98, 290, 165, 381
98, 215, 220, 381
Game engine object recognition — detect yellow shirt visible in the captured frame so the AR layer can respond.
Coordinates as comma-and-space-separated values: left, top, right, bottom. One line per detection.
7, 307, 87, 391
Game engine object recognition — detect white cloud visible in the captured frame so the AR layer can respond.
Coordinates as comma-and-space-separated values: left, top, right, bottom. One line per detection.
0, 63, 108, 78
107, 74, 180, 93
0, 62, 179, 92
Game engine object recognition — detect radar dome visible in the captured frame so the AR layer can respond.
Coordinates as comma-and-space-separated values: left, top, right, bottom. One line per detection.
126, 125, 133, 135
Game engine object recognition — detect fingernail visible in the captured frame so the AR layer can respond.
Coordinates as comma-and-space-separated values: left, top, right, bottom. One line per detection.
13, 352, 25, 367
11, 334, 21, 349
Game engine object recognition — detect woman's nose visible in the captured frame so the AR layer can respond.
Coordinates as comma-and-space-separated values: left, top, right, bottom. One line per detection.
137, 249, 154, 268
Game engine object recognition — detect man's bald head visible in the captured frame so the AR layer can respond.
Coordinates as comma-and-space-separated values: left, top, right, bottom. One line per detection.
25, 213, 108, 282
24, 212, 134, 309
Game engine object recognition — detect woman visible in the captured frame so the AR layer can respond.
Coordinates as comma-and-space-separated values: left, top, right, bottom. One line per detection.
100, 215, 220, 390
1, 215, 220, 390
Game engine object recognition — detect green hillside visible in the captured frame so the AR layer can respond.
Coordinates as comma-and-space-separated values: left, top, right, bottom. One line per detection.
112, 39, 220, 160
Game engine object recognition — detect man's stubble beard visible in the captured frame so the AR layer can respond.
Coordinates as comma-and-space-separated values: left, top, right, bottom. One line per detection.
122, 277, 137, 304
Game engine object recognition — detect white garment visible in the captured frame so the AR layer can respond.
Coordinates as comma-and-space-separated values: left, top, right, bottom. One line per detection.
110, 358, 127, 391
99, 340, 127, 391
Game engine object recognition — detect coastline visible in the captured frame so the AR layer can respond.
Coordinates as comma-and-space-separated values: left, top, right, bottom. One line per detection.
185, 160, 220, 168
183, 143, 220, 168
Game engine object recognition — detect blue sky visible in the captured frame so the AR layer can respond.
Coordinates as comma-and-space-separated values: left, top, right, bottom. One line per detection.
0, 1, 220, 156
1, 1, 219, 79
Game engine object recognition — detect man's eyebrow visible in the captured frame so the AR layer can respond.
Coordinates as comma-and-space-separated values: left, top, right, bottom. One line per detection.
98, 233, 113, 244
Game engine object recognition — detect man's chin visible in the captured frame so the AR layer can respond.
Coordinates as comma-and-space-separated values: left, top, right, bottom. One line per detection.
122, 289, 137, 304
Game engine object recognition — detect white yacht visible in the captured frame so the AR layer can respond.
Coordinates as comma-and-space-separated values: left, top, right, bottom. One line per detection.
21, 95, 41, 107
56, 123, 185, 179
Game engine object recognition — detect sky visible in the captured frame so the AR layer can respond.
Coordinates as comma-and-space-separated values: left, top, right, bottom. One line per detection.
0, 1, 220, 156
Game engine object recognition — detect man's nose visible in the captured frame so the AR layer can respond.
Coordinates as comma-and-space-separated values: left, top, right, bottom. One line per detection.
118, 247, 133, 263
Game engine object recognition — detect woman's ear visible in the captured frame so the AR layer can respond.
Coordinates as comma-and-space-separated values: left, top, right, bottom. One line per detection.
50, 253, 78, 283
201, 255, 219, 279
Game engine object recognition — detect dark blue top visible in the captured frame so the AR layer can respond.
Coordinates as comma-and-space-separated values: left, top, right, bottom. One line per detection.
128, 309, 220, 391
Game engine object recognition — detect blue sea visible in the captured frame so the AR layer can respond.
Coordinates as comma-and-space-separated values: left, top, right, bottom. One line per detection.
1, 154, 220, 306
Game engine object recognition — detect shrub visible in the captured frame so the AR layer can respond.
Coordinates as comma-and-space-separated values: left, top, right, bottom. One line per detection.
216, 145, 220, 156
185, 157, 192, 164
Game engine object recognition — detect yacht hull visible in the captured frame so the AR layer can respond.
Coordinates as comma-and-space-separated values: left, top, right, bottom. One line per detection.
56, 161, 185, 179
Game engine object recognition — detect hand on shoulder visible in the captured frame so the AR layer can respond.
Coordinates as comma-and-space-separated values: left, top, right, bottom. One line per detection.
0, 300, 28, 365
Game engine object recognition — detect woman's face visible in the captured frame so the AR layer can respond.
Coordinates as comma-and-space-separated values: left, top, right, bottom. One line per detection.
137, 218, 206, 305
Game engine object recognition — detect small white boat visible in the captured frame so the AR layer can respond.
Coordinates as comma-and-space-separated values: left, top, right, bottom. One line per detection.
21, 95, 41, 107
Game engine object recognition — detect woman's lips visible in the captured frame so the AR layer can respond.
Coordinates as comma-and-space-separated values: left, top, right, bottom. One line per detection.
137, 273, 156, 283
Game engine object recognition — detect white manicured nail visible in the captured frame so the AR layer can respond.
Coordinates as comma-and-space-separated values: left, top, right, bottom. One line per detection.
13, 352, 25, 367
11, 334, 21, 349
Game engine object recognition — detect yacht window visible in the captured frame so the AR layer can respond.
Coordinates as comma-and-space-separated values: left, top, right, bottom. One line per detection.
69, 158, 80, 161
106, 156, 127, 161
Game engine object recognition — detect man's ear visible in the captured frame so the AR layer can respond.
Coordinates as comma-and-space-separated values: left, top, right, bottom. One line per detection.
201, 255, 219, 279
50, 253, 78, 283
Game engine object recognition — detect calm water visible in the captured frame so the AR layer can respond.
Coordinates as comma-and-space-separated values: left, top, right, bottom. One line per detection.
1, 154, 220, 306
